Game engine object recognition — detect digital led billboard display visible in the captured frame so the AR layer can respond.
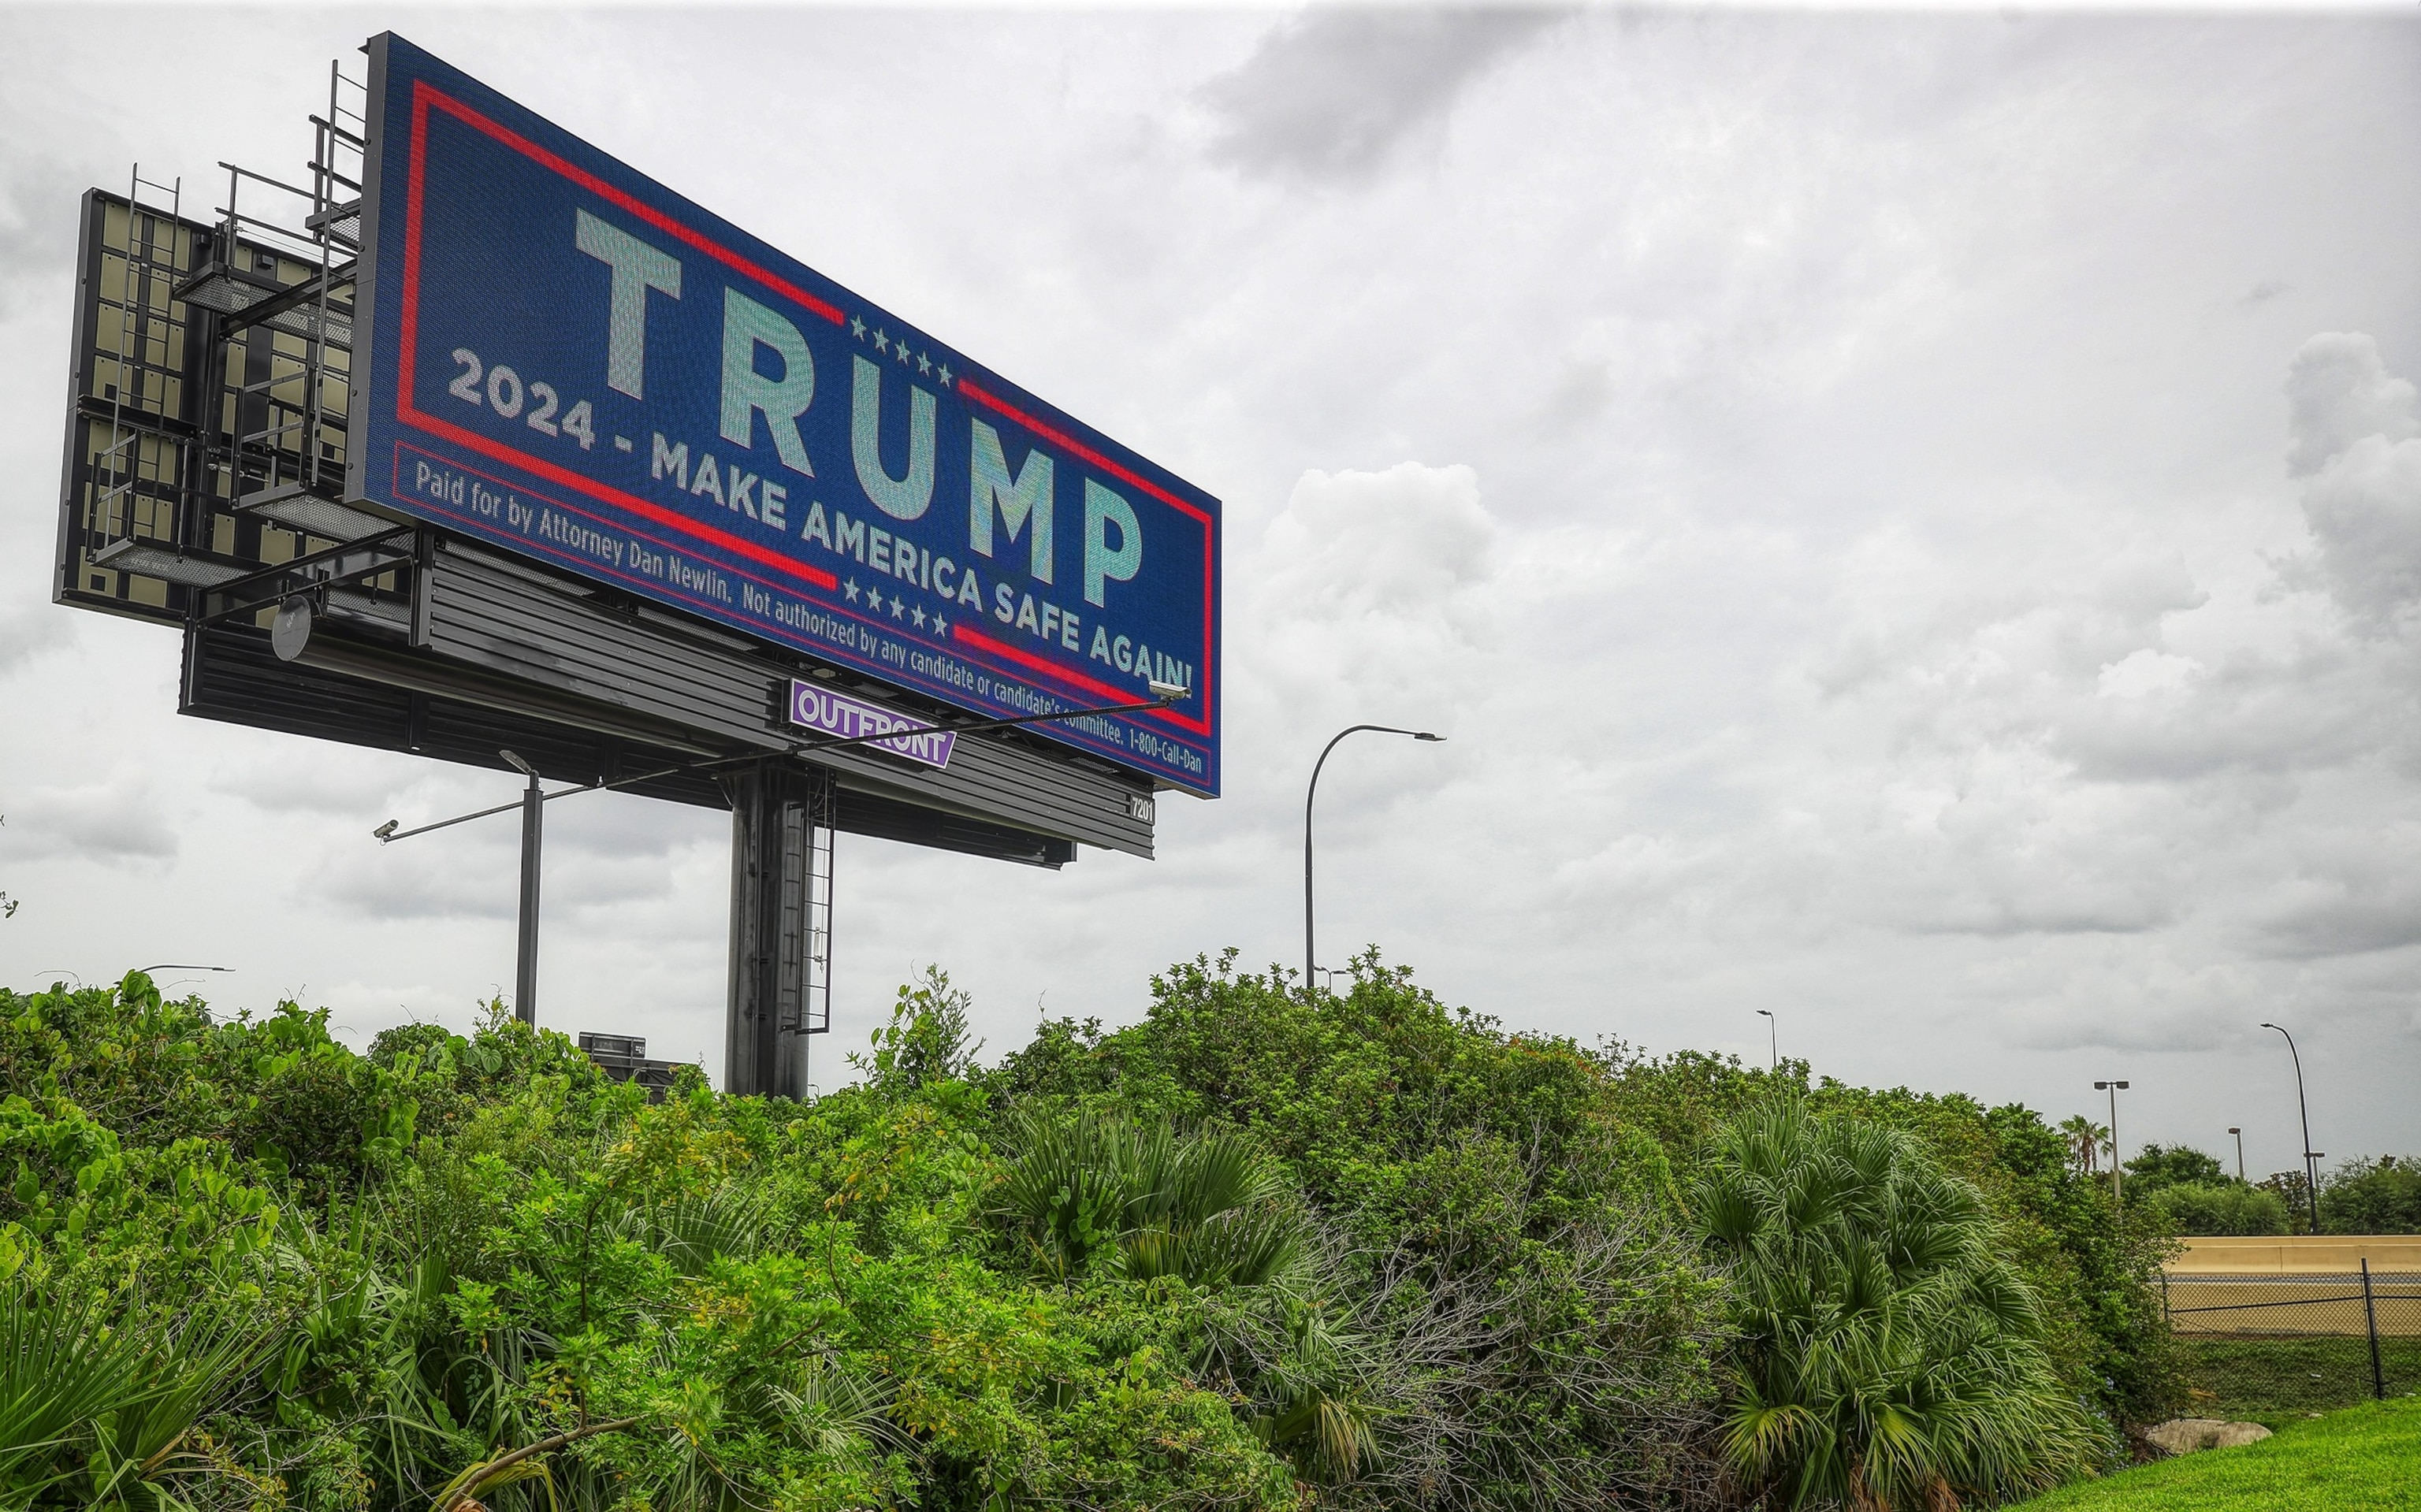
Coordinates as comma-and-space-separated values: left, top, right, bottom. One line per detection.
349, 35, 1219, 795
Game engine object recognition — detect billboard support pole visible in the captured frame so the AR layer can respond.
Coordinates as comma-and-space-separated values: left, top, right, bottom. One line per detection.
725, 762, 833, 1100
504, 749, 541, 1024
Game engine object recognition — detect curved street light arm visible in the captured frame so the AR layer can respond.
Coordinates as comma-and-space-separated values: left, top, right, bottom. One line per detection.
1304, 724, 1441, 988
2261, 1022, 2322, 1233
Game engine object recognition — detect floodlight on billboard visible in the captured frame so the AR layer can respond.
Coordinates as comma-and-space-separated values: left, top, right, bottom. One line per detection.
347, 35, 1221, 796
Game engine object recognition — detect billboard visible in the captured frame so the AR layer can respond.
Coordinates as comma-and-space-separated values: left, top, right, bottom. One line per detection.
349, 35, 1220, 796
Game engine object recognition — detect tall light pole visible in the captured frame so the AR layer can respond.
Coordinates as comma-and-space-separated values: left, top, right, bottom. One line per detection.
2229, 1126, 2244, 1183
1304, 724, 1444, 989
501, 749, 543, 1027
2094, 1079, 2130, 1208
2260, 1022, 2322, 1233
1756, 1009, 1776, 1070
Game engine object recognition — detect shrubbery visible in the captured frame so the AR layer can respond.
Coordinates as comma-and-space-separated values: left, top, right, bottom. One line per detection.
2144, 1182, 2291, 1237
1696, 1098, 2099, 1507
2118, 1141, 2419, 1236
0, 956, 2185, 1510
2317, 1156, 2421, 1235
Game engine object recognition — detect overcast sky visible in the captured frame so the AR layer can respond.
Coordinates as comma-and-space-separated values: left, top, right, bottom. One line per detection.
2, 4, 2416, 1173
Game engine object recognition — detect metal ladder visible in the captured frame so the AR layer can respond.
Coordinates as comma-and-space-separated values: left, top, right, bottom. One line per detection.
89, 166, 185, 552
203, 61, 369, 540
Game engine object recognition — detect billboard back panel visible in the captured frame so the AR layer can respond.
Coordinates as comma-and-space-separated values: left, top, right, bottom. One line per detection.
351, 35, 1218, 795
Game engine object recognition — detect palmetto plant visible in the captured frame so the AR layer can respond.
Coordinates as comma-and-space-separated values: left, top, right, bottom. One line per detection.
996, 1108, 1307, 1289
1696, 1098, 2099, 1511
997, 1109, 1376, 1479
0, 1276, 273, 1507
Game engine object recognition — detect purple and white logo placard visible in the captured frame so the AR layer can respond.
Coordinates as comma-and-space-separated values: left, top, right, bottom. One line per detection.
787, 680, 956, 770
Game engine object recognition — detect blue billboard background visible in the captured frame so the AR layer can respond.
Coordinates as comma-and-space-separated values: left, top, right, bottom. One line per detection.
349, 35, 1219, 795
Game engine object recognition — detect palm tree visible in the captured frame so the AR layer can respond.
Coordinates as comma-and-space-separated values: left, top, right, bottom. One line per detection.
1695, 1097, 2099, 1511
2057, 1115, 2109, 1176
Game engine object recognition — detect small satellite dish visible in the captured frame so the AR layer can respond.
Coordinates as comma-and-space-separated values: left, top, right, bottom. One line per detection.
270, 597, 313, 663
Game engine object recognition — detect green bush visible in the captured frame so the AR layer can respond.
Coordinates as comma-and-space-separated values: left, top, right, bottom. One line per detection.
995, 951, 1731, 1510
0, 971, 1297, 1512
2319, 1156, 2421, 1235
1600, 1050, 2184, 1428
2146, 1182, 2290, 1237
0, 956, 2197, 1511
1695, 1095, 2102, 1509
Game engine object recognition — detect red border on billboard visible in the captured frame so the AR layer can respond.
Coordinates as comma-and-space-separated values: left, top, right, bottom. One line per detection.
391, 79, 1214, 744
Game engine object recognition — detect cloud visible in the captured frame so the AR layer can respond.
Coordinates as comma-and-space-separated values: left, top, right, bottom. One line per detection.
2096, 648, 2202, 700
314, 841, 519, 923
2279, 336, 2421, 633
4, 771, 177, 865
1243, 461, 1499, 723
0, 607, 73, 678
206, 751, 417, 820
2285, 332, 2419, 480
1201, 7, 1564, 184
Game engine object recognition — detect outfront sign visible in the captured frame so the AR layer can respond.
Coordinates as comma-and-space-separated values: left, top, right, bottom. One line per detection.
787, 680, 955, 771
348, 35, 1219, 795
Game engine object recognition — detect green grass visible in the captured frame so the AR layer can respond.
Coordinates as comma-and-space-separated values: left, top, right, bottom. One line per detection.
2010, 1396, 2421, 1511
2175, 1336, 2421, 1426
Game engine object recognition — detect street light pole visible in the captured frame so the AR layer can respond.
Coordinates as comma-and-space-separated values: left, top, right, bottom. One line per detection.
502, 749, 541, 1027
2260, 1022, 2322, 1233
1304, 724, 1444, 989
2094, 1079, 2130, 1208
1757, 1009, 1776, 1070
2229, 1127, 2244, 1183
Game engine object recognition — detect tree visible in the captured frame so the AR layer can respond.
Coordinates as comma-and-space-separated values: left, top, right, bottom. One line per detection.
1695, 1095, 2101, 1510
2057, 1116, 2108, 1176
2122, 1143, 2226, 1197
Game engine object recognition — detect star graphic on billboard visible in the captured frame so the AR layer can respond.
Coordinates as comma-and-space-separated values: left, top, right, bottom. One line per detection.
937, 363, 953, 388
894, 341, 911, 365
872, 329, 890, 354
932, 615, 948, 637
917, 351, 932, 376
842, 578, 860, 604
850, 315, 865, 339
889, 596, 905, 619
865, 588, 884, 614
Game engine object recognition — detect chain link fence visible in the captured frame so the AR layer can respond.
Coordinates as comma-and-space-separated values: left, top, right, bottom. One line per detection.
2164, 1261, 2421, 1418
